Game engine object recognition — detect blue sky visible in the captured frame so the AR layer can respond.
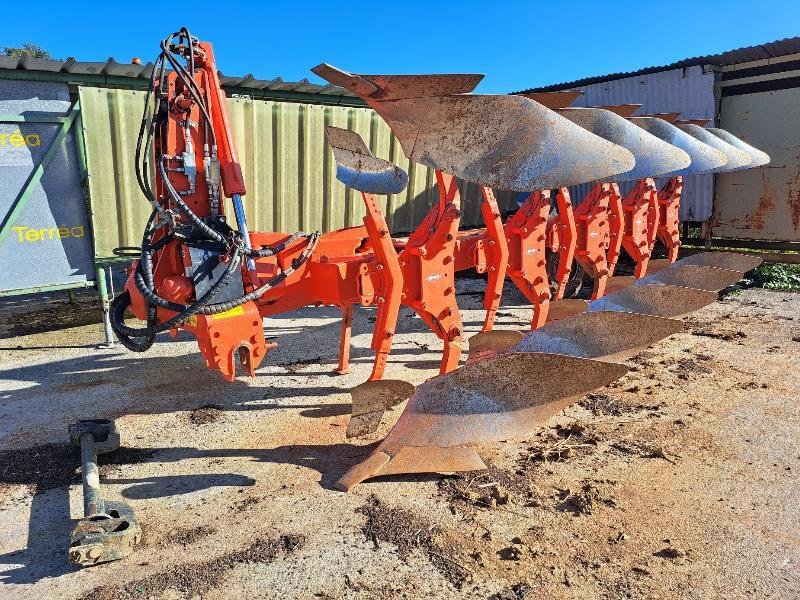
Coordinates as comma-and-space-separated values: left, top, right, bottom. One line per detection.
5, 1, 799, 93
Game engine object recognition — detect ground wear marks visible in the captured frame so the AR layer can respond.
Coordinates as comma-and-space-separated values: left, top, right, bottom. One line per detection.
83, 533, 305, 600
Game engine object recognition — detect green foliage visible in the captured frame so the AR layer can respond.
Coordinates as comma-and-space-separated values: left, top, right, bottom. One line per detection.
740, 263, 800, 292
3, 43, 55, 60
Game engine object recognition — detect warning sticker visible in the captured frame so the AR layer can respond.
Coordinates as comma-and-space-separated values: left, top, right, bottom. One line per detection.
211, 305, 245, 320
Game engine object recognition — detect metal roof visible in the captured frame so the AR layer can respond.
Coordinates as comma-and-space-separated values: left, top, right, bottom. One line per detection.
0, 54, 361, 105
516, 37, 800, 93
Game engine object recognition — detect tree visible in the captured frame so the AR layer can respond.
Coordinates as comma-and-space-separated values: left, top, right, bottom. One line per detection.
3, 43, 56, 60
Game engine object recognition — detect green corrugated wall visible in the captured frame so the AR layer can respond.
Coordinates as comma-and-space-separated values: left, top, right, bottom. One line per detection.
79, 87, 513, 260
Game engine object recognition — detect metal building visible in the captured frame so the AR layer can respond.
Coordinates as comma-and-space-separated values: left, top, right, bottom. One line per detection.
516, 37, 800, 250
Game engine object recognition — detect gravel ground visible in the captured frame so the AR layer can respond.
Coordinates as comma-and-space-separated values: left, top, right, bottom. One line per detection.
0, 278, 798, 599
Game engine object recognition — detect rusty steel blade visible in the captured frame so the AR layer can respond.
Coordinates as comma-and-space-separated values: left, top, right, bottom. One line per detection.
468, 330, 524, 361
601, 104, 642, 118
347, 379, 416, 439
604, 275, 636, 295
335, 353, 628, 490
374, 94, 636, 191
676, 124, 752, 172
312, 64, 484, 99
629, 117, 728, 176
325, 126, 409, 194
559, 108, 690, 181
510, 311, 684, 362
705, 128, 770, 169
675, 251, 762, 273
547, 299, 590, 322
313, 64, 636, 190
646, 259, 672, 274
637, 264, 742, 292
520, 90, 582, 109
588, 283, 718, 318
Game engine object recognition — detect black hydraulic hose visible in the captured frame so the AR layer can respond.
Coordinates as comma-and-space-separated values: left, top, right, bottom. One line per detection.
111, 249, 242, 342
132, 232, 320, 314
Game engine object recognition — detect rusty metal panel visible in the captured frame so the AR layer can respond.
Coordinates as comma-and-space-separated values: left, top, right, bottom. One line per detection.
562, 66, 716, 220
714, 87, 800, 241
80, 87, 504, 260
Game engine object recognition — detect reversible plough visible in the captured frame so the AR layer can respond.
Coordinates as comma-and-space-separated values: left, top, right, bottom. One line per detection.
110, 29, 770, 491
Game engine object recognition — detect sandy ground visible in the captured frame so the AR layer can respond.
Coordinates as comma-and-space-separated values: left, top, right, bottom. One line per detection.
0, 279, 798, 599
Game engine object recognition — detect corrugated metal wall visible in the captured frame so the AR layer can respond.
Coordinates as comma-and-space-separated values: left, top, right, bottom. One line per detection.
79, 87, 503, 260
714, 86, 800, 241
562, 66, 717, 220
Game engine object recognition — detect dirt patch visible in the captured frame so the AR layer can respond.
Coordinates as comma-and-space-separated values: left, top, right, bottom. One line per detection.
84, 533, 304, 600
185, 404, 224, 425
0, 298, 101, 338
360, 495, 472, 588
279, 356, 321, 373
160, 524, 217, 548
519, 422, 601, 466
556, 480, 617, 515
689, 325, 747, 342
671, 358, 712, 380
491, 582, 534, 600
439, 466, 537, 512
0, 443, 79, 493
0, 444, 155, 495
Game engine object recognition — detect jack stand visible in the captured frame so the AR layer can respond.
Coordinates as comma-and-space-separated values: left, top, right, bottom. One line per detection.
67, 419, 141, 567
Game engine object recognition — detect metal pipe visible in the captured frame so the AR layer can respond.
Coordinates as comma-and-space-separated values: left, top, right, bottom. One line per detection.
96, 266, 115, 348
231, 193, 256, 271
79, 432, 104, 517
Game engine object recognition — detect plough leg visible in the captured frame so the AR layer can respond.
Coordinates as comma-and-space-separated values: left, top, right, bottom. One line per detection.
620, 178, 657, 278
607, 183, 624, 276
505, 190, 551, 329
573, 183, 613, 299
399, 171, 463, 374
657, 176, 683, 263
478, 187, 508, 332
336, 304, 354, 375
546, 188, 577, 300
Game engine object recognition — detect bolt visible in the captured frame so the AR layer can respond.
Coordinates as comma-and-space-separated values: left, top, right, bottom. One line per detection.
88, 547, 103, 560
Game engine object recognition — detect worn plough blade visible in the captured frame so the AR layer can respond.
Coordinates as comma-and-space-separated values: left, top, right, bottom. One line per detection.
336, 353, 627, 490
588, 283, 718, 317
510, 311, 684, 362
325, 126, 409, 194
312, 64, 635, 190
467, 330, 524, 361
558, 108, 690, 181
467, 311, 683, 363
638, 264, 742, 292
347, 380, 417, 438
630, 117, 728, 175
705, 128, 771, 169
675, 123, 752, 172
547, 299, 591, 322
675, 251, 763, 273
